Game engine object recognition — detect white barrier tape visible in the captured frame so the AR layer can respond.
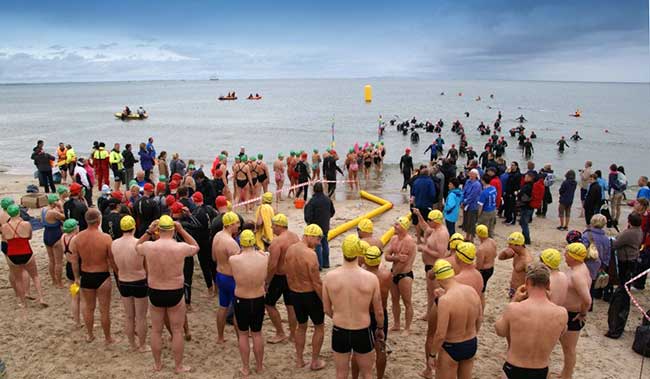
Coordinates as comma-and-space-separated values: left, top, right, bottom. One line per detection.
625, 267, 650, 323
232, 178, 357, 208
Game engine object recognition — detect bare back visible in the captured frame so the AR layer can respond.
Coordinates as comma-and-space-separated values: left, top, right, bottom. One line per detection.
324, 266, 379, 329
137, 238, 197, 290
456, 266, 485, 295
549, 271, 569, 306
563, 264, 592, 312
111, 235, 145, 282
476, 238, 497, 270
212, 231, 240, 276
437, 283, 482, 342
231, 250, 269, 299
284, 241, 322, 294
268, 230, 300, 276
72, 228, 112, 273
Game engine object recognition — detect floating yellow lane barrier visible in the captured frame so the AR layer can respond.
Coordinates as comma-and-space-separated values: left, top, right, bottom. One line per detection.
327, 191, 392, 241
364, 85, 372, 103
380, 213, 412, 246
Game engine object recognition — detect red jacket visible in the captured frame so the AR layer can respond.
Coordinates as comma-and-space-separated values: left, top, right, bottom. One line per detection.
490, 177, 502, 208
531, 179, 545, 209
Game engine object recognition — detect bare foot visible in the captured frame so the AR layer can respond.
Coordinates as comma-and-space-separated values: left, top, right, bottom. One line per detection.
105, 337, 120, 346
86, 334, 96, 343
295, 359, 308, 368
138, 345, 152, 353
401, 329, 411, 337
310, 359, 326, 371
255, 365, 264, 374
419, 369, 434, 379
175, 366, 192, 374
25, 295, 36, 300
216, 337, 226, 344
153, 364, 162, 372
268, 334, 288, 344
390, 325, 401, 332
239, 367, 250, 378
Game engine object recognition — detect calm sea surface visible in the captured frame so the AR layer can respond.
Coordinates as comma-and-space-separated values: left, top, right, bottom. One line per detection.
1, 79, 648, 200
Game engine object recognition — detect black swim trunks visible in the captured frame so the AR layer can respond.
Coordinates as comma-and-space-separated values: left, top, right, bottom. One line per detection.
503, 362, 548, 379
80, 271, 110, 290
332, 325, 374, 354
567, 311, 585, 331
234, 296, 265, 332
442, 337, 478, 362
148, 287, 184, 308
370, 308, 388, 340
65, 262, 75, 281
392, 271, 414, 285
291, 291, 324, 325
118, 279, 148, 298
424, 264, 434, 273
265, 274, 293, 306
479, 267, 494, 293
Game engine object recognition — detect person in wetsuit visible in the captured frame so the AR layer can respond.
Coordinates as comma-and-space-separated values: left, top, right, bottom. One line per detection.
557, 137, 570, 153
400, 148, 414, 191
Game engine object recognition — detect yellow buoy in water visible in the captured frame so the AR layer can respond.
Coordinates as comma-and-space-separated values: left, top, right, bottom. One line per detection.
364, 85, 372, 103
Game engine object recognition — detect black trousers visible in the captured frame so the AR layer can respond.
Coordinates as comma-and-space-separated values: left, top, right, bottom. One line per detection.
402, 171, 411, 190
607, 260, 637, 336
197, 241, 215, 289
296, 179, 309, 200
39, 170, 56, 193
183, 256, 194, 305
504, 193, 516, 223
326, 176, 336, 198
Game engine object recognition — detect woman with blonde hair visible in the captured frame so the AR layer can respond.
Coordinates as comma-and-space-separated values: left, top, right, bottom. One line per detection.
581, 213, 611, 305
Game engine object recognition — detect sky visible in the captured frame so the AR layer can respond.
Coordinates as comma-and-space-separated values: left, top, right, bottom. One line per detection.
0, 0, 648, 83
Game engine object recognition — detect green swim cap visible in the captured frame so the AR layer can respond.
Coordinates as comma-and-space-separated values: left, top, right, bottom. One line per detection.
349, 148, 354, 153
1, 197, 14, 210
290, 151, 296, 156
241, 155, 248, 162
278, 152, 284, 158
326, 148, 331, 153
159, 175, 167, 182
47, 194, 59, 204
6, 204, 20, 217
129, 180, 138, 188
56, 186, 68, 195
257, 154, 263, 160
299, 150, 305, 155
219, 154, 226, 161
63, 219, 78, 233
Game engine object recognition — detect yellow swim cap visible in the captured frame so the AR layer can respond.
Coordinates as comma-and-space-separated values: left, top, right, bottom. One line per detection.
449, 233, 465, 250
395, 216, 411, 230
272, 213, 288, 227
566, 242, 587, 262
364, 246, 382, 266
159, 215, 175, 230
476, 224, 489, 238
304, 224, 324, 238
240, 229, 256, 247
358, 218, 374, 234
342, 234, 369, 259
222, 211, 239, 227
226, 201, 233, 211
434, 259, 455, 281
540, 248, 561, 270
262, 192, 273, 204
508, 232, 525, 246
427, 210, 444, 224
456, 242, 476, 264
120, 215, 136, 232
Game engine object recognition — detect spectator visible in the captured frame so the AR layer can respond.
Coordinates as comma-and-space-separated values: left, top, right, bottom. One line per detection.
503, 161, 521, 225
31, 145, 56, 193
138, 143, 155, 182
537, 164, 554, 217
636, 176, 650, 200
411, 167, 437, 243
583, 174, 602, 226
608, 163, 626, 226
557, 170, 578, 231
581, 214, 609, 306
304, 182, 335, 269
122, 143, 138, 185
477, 174, 497, 237
443, 177, 463, 235
461, 168, 482, 241
517, 172, 535, 245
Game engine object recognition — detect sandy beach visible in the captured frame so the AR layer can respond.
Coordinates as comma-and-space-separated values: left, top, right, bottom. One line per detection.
1, 172, 649, 379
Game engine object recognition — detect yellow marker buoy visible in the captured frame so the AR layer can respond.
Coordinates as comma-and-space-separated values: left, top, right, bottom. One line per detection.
364, 85, 372, 103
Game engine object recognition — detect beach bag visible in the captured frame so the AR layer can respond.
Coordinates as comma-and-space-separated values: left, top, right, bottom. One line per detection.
633, 325, 650, 357
586, 231, 600, 261
26, 184, 39, 193
594, 271, 609, 289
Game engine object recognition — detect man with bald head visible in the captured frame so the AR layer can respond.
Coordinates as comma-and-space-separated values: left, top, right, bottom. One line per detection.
136, 215, 199, 373
496, 262, 568, 379
70, 208, 118, 344
284, 224, 326, 370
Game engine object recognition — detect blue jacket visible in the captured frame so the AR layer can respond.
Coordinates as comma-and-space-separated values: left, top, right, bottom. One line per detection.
558, 179, 577, 205
138, 149, 155, 171
444, 188, 463, 222
638, 186, 650, 200
462, 179, 482, 211
597, 178, 608, 200
411, 175, 437, 208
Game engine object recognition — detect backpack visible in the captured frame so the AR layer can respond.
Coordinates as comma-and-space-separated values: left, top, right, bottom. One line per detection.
617, 172, 628, 191
633, 324, 650, 357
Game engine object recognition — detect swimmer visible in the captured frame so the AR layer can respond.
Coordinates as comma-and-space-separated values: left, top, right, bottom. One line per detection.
357, 245, 392, 379
323, 235, 384, 379
311, 149, 321, 181
356, 218, 384, 266
1, 204, 46, 308
413, 208, 449, 320
385, 217, 416, 336
284, 224, 326, 371
537, 249, 569, 306
70, 208, 117, 343
212, 211, 241, 344
136, 215, 199, 373
112, 215, 149, 352
254, 192, 274, 250
453, 242, 484, 296
425, 260, 482, 379
557, 136, 570, 153
495, 262, 568, 379
253, 153, 270, 197
61, 219, 80, 326
265, 214, 300, 344
559, 243, 591, 379
42, 194, 65, 288
570, 131, 583, 141
475, 225, 496, 305
230, 230, 269, 377
498, 232, 532, 299
232, 155, 251, 208
273, 153, 286, 201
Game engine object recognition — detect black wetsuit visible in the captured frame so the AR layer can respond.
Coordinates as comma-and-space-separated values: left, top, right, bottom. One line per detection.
133, 195, 161, 238
63, 197, 88, 231
295, 160, 311, 201
399, 154, 414, 190
192, 204, 218, 290
101, 210, 124, 240
557, 140, 569, 152
322, 156, 344, 198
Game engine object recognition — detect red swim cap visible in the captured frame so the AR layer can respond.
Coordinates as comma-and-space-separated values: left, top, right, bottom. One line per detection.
170, 202, 184, 215
143, 183, 154, 192
165, 195, 176, 207
192, 192, 203, 203
215, 195, 227, 208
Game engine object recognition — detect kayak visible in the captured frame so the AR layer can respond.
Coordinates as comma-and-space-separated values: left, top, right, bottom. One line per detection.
569, 114, 581, 117
115, 113, 148, 120
218, 96, 238, 101
247, 96, 262, 100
